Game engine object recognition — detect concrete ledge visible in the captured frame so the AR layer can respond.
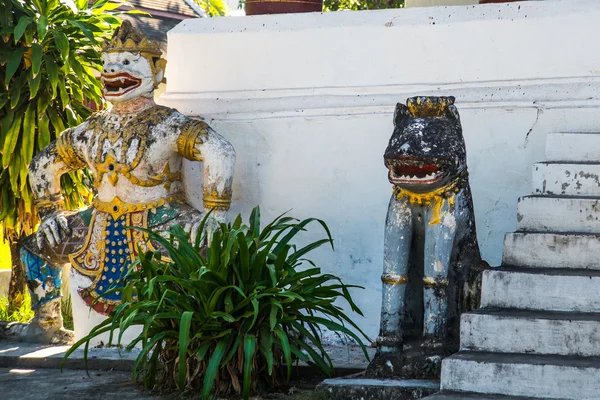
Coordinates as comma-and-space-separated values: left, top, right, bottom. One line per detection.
517, 196, 600, 233
441, 352, 600, 398
0, 341, 373, 377
546, 132, 600, 162
502, 231, 600, 269
316, 377, 439, 400
424, 391, 541, 399
460, 309, 600, 357
532, 162, 600, 196
480, 268, 600, 312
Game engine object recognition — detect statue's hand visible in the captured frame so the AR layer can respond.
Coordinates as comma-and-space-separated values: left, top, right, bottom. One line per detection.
36, 211, 72, 248
184, 210, 226, 246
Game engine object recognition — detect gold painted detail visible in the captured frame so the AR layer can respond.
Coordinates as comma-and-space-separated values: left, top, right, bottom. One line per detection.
423, 277, 449, 288
393, 177, 462, 226
69, 208, 171, 308
406, 96, 455, 118
203, 188, 232, 211
34, 194, 65, 216
177, 119, 209, 162
102, 20, 162, 56
90, 106, 175, 188
56, 130, 87, 170
93, 194, 182, 220
381, 273, 408, 285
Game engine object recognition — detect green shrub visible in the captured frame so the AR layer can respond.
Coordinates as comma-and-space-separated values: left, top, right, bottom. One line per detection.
0, 291, 33, 322
65, 207, 370, 399
0, 291, 73, 327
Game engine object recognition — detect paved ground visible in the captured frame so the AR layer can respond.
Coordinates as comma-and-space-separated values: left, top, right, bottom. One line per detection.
0, 340, 375, 399
0, 368, 157, 400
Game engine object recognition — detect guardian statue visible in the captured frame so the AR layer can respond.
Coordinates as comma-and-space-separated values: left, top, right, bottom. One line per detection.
19, 21, 235, 343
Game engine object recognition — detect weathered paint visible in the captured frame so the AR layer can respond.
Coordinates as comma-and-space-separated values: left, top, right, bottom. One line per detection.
368, 97, 484, 378
21, 21, 236, 344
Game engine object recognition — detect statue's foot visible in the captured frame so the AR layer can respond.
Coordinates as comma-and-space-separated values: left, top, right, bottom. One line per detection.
365, 349, 405, 379
50, 327, 75, 345
374, 334, 403, 352
5, 320, 74, 345
420, 337, 445, 350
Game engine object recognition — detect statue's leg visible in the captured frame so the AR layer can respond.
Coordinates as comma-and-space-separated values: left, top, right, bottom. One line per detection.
422, 198, 458, 347
19, 248, 69, 343
18, 210, 90, 344
377, 195, 413, 353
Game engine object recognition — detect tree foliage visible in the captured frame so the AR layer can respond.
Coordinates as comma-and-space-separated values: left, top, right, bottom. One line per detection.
0, 0, 127, 243
195, 0, 229, 17
324, 0, 403, 11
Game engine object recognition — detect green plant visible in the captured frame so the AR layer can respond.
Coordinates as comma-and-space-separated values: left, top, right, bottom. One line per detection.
61, 292, 73, 330
0, 291, 74, 326
0, 0, 128, 308
65, 207, 370, 399
194, 0, 229, 16
324, 0, 403, 11
0, 291, 34, 322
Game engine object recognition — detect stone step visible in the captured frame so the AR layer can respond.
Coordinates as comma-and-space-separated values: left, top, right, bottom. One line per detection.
424, 391, 543, 400
441, 352, 600, 399
532, 162, 600, 196
546, 132, 600, 162
460, 309, 600, 357
480, 268, 600, 312
502, 231, 600, 269
516, 196, 600, 233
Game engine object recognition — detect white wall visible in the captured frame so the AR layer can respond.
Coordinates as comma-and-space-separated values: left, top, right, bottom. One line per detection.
161, 0, 600, 338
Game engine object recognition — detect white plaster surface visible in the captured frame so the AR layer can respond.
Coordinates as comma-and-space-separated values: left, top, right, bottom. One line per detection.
480, 269, 600, 313
517, 196, 600, 233
161, 0, 600, 338
503, 232, 600, 269
441, 353, 600, 399
532, 162, 600, 196
546, 132, 600, 162
460, 310, 600, 357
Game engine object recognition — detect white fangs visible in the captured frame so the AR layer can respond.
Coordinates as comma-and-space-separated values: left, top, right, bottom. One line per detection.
397, 172, 438, 182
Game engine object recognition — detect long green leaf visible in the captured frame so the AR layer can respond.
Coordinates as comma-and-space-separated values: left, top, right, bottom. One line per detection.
201, 339, 227, 399
51, 30, 69, 61
36, 15, 48, 40
5, 48, 26, 86
44, 54, 59, 97
21, 102, 36, 165
178, 310, 193, 389
2, 110, 23, 168
242, 334, 256, 400
30, 43, 42, 77
13, 16, 31, 42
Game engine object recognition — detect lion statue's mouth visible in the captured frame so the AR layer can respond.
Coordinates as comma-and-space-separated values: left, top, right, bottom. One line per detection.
385, 158, 445, 185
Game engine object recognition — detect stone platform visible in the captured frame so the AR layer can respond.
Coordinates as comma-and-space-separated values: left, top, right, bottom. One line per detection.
316, 375, 439, 400
0, 340, 374, 375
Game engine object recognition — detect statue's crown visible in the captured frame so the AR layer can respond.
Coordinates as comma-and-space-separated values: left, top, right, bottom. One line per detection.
102, 20, 162, 56
406, 96, 455, 118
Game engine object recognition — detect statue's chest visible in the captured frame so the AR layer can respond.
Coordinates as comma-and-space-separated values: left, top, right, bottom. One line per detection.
86, 111, 178, 188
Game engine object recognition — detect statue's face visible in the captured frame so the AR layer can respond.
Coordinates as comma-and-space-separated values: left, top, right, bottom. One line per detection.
101, 51, 160, 102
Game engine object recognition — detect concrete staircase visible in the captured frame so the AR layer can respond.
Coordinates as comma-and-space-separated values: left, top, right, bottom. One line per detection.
426, 132, 600, 400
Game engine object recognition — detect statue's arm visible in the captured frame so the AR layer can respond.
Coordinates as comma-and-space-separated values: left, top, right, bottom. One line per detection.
176, 118, 236, 219
30, 125, 87, 246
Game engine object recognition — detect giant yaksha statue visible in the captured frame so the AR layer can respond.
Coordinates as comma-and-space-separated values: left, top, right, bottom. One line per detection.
20, 21, 235, 343
367, 96, 484, 377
